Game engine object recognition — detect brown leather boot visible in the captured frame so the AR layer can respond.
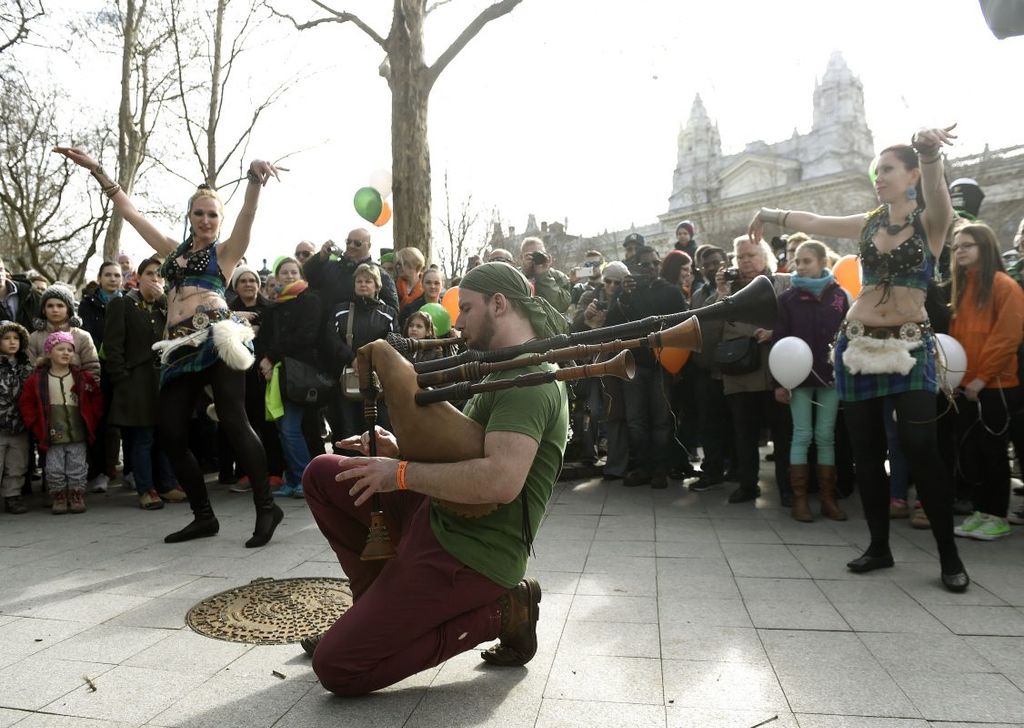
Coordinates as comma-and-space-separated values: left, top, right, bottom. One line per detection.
480, 578, 542, 667
789, 464, 813, 522
817, 464, 847, 521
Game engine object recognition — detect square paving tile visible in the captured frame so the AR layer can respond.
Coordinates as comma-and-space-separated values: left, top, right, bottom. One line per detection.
0, 617, 91, 658
859, 632, 994, 674
746, 600, 850, 631
567, 594, 658, 623
558, 620, 660, 658
546, 654, 662, 704
658, 597, 753, 629
829, 598, 949, 634
36, 624, 169, 665
925, 605, 1024, 636
274, 684, 426, 728
776, 665, 920, 717
124, 629, 251, 675
793, 717, 929, 728
0, 655, 114, 710
759, 629, 879, 673
148, 673, 311, 728
962, 635, 1024, 673
537, 698, 666, 728
721, 543, 809, 578
894, 671, 1024, 722
662, 658, 788, 711
667, 707, 799, 728
660, 625, 767, 665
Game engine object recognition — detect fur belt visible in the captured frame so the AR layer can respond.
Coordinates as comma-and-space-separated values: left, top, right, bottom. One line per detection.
152, 315, 254, 371
837, 320, 931, 376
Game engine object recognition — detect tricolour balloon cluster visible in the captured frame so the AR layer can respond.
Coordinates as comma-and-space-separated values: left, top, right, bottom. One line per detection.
353, 168, 393, 227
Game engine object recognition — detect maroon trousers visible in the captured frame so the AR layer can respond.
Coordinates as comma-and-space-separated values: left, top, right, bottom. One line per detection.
302, 454, 508, 695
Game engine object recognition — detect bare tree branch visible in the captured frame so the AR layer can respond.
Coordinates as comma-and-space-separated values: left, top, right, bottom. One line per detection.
425, 0, 455, 15
0, 0, 45, 55
427, 0, 521, 88
263, 0, 386, 47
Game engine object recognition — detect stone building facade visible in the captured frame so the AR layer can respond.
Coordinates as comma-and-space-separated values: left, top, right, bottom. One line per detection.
486, 53, 1024, 271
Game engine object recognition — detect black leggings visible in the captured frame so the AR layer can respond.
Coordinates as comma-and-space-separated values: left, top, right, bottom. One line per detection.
844, 390, 961, 572
158, 361, 268, 511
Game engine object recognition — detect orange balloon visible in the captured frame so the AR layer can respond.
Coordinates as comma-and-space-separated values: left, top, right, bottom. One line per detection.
441, 286, 460, 324
655, 347, 690, 375
373, 201, 392, 227
832, 254, 861, 298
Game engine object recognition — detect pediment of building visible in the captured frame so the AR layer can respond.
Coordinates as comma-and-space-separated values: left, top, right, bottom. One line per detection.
719, 155, 801, 199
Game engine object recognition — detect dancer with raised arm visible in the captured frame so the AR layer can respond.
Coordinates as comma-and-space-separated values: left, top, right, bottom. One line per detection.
748, 125, 970, 592
54, 146, 284, 548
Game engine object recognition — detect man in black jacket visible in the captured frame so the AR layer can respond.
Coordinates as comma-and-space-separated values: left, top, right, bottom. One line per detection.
0, 259, 42, 330
606, 246, 687, 489
304, 229, 399, 311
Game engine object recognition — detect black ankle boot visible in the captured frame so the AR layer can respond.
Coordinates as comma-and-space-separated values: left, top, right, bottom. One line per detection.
246, 503, 283, 548
165, 504, 219, 544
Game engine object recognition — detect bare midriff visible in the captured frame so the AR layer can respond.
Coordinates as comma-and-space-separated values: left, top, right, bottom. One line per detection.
166, 286, 230, 332
847, 285, 927, 327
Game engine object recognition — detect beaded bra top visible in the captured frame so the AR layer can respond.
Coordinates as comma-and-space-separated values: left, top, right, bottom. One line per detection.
160, 238, 227, 294
859, 205, 930, 301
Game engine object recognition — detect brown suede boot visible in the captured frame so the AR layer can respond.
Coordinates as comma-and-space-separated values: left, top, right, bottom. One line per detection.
789, 464, 813, 522
480, 578, 542, 667
817, 464, 847, 521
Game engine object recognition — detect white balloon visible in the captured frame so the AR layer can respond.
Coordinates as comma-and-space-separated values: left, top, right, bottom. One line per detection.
369, 168, 393, 198
769, 336, 814, 390
935, 333, 967, 390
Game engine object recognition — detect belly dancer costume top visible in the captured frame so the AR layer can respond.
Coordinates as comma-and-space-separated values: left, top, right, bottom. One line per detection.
833, 206, 938, 401
157, 239, 251, 386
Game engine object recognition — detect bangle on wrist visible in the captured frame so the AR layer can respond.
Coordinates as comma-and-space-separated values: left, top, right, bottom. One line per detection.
920, 153, 941, 165
396, 460, 409, 491
102, 183, 121, 198
759, 207, 789, 227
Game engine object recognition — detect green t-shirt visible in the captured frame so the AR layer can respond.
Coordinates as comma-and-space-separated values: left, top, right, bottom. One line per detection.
429, 361, 568, 588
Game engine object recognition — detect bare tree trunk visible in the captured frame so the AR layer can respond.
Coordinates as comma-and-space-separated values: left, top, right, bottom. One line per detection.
102, 0, 138, 261
207, 0, 227, 186
388, 0, 430, 261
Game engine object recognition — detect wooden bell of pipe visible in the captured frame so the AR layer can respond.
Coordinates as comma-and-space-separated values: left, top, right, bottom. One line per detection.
361, 510, 397, 561
645, 316, 703, 352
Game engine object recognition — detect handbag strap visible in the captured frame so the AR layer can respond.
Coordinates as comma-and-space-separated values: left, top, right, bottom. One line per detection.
345, 304, 355, 349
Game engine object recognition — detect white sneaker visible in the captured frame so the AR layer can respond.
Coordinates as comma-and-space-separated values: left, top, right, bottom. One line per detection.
88, 474, 110, 493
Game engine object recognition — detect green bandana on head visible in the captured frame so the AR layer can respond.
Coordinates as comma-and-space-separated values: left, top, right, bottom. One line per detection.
460, 262, 568, 339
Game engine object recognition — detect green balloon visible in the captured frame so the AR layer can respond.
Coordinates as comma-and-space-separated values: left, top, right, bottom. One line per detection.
353, 186, 383, 223
420, 302, 450, 336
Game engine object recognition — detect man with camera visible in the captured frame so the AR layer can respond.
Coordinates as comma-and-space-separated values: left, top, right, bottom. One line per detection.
304, 228, 399, 311
520, 237, 571, 315
606, 246, 687, 489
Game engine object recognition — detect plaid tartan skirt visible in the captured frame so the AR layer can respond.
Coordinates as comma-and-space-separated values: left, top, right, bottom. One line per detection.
833, 331, 938, 402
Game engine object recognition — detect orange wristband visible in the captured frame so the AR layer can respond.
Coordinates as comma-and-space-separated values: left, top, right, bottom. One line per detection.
396, 460, 409, 491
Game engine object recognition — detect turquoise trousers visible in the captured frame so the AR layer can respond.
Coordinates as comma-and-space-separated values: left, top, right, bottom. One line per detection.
789, 386, 839, 465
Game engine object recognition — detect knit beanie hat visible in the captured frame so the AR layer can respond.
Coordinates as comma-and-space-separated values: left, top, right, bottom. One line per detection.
230, 264, 259, 290
36, 284, 81, 330
601, 261, 630, 282
44, 330, 75, 354
40, 284, 76, 314
676, 220, 695, 236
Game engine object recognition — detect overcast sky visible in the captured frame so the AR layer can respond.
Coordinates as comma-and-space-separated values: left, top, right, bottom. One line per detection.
31, 0, 1024, 272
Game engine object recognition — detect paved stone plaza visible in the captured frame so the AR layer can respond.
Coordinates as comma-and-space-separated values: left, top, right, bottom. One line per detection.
1, 471, 1023, 728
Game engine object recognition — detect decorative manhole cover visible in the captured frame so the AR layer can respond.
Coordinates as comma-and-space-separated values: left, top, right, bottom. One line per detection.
186, 577, 352, 644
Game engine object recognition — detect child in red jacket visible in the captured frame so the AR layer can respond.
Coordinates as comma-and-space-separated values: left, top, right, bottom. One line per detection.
19, 331, 103, 514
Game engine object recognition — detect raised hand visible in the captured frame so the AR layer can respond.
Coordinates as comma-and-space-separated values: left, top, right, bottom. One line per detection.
248, 159, 282, 186
52, 146, 100, 171
912, 123, 957, 155
748, 211, 765, 244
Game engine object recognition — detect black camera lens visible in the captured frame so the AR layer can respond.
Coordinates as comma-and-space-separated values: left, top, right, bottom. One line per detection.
722, 268, 740, 282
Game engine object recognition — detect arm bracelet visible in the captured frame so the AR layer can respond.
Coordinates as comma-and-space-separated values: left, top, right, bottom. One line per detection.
759, 207, 790, 227
919, 153, 942, 165
102, 183, 121, 198
246, 168, 260, 185
396, 460, 409, 490
911, 135, 940, 158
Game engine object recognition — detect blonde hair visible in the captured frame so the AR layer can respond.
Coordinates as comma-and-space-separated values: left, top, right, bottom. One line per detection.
394, 247, 425, 273
354, 263, 382, 292
188, 185, 225, 218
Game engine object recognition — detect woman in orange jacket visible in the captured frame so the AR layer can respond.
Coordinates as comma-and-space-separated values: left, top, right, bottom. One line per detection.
949, 222, 1024, 541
